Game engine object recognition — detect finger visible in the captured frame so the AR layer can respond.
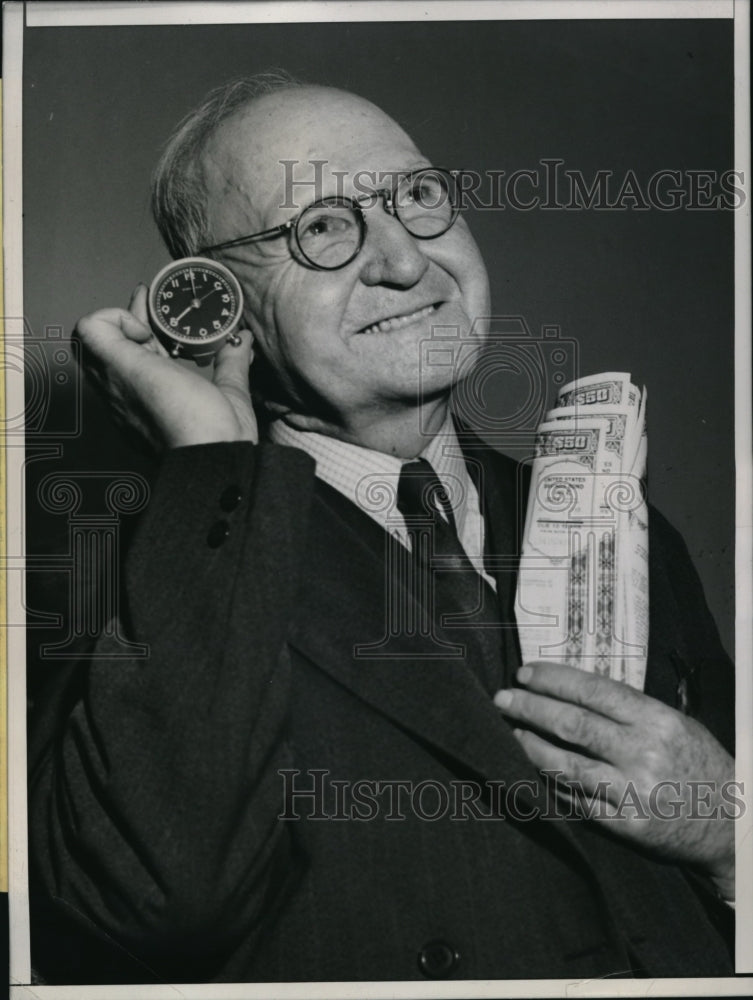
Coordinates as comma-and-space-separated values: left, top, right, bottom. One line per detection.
512, 728, 623, 802
128, 283, 151, 329
515, 662, 648, 724
118, 307, 152, 344
75, 308, 152, 354
213, 328, 254, 397
494, 687, 618, 758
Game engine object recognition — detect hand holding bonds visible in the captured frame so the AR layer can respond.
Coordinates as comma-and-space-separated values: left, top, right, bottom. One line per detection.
74, 284, 258, 451
495, 662, 737, 901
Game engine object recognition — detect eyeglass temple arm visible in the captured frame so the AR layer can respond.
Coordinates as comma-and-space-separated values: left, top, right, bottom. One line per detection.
198, 220, 294, 256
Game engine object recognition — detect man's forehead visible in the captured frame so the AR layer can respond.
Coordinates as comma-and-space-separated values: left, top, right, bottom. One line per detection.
202, 86, 422, 221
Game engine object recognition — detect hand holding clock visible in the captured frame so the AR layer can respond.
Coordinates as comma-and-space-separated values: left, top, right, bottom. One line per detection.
74, 283, 258, 451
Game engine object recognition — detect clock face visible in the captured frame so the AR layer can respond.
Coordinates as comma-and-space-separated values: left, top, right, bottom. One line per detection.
148, 258, 244, 346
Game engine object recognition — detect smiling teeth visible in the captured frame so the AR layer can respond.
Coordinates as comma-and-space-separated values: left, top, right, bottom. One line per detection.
361, 304, 436, 335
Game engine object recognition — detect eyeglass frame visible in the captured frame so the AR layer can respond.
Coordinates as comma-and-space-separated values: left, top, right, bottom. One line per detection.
197, 166, 466, 271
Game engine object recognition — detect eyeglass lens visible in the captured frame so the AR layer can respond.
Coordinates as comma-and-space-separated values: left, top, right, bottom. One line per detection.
394, 170, 456, 237
296, 201, 363, 269
294, 169, 458, 269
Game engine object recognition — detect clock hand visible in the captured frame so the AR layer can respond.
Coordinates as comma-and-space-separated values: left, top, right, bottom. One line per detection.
174, 285, 208, 323
175, 302, 198, 322
189, 268, 198, 297
196, 286, 221, 305
173, 285, 218, 324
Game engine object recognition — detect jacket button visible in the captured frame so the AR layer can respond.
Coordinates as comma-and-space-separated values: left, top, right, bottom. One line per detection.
417, 940, 460, 978
207, 519, 230, 548
219, 484, 242, 512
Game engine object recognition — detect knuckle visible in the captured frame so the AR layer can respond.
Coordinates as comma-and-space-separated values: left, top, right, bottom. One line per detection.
74, 311, 113, 349
578, 671, 602, 706
654, 709, 683, 744
508, 690, 530, 720
558, 708, 587, 746
561, 749, 585, 780
73, 315, 96, 341
577, 755, 604, 781
640, 748, 665, 780
568, 755, 604, 790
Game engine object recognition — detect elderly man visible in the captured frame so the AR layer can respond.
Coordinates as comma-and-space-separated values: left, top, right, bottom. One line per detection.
28, 75, 736, 984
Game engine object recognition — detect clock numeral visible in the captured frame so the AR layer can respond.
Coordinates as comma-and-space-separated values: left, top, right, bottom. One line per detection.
169, 318, 178, 328
170, 278, 179, 288
199, 328, 208, 337
214, 281, 223, 290
183, 326, 191, 334
161, 305, 170, 314
161, 290, 173, 299
213, 320, 221, 330
221, 308, 230, 317
221, 294, 230, 303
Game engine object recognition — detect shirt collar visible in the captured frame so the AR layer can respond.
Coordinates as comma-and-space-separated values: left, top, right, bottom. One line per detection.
266, 412, 478, 542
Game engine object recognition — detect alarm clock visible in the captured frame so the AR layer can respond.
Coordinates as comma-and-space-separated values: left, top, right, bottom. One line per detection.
147, 257, 244, 361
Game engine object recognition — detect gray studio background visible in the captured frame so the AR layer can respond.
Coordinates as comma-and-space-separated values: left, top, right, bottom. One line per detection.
22, 17, 735, 658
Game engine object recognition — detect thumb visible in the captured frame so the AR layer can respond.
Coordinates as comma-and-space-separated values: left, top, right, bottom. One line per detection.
212, 328, 254, 398
128, 283, 151, 330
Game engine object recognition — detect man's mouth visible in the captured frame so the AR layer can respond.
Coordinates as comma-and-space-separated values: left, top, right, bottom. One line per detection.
358, 303, 439, 335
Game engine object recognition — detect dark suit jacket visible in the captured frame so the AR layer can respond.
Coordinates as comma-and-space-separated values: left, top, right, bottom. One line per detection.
28, 437, 735, 984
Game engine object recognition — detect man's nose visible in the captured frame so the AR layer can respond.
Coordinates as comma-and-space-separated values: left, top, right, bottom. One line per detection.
356, 209, 430, 288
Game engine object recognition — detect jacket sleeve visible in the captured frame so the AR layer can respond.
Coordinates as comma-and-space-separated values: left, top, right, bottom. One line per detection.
28, 440, 316, 982
645, 504, 735, 755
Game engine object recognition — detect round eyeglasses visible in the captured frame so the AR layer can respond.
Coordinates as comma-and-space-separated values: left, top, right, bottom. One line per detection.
198, 167, 464, 271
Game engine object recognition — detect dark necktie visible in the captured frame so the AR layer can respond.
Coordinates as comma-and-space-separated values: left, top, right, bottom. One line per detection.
396, 459, 503, 693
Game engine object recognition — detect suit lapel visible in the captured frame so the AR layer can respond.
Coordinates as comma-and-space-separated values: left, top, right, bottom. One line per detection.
288, 477, 543, 793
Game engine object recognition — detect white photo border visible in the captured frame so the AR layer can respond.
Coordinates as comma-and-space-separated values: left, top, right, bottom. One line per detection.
4, 0, 752, 995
